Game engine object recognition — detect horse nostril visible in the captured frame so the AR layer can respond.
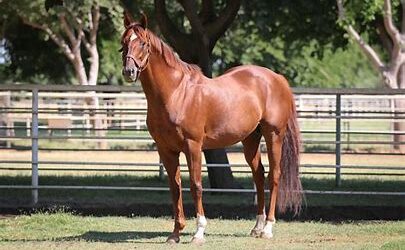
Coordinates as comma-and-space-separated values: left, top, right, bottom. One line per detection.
124, 68, 133, 76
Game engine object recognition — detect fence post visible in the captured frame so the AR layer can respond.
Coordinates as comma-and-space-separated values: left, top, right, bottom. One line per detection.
335, 94, 342, 187
31, 88, 39, 205
159, 158, 165, 181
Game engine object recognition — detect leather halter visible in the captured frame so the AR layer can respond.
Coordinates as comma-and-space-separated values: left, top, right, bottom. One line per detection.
123, 24, 151, 74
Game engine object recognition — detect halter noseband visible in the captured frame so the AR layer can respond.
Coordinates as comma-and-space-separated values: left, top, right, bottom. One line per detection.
125, 52, 149, 73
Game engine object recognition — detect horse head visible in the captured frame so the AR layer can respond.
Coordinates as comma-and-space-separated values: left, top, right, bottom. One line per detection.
120, 11, 151, 82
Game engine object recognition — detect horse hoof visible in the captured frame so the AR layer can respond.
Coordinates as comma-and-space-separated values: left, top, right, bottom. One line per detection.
166, 234, 180, 244
260, 231, 273, 239
250, 228, 263, 238
191, 237, 205, 245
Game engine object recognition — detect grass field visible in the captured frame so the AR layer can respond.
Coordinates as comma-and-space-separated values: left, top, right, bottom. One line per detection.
0, 212, 404, 250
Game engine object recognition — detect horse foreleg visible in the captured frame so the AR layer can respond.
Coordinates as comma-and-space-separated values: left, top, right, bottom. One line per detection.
159, 149, 184, 243
184, 139, 206, 244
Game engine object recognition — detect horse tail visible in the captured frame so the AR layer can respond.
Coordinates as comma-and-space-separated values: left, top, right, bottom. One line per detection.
277, 96, 303, 215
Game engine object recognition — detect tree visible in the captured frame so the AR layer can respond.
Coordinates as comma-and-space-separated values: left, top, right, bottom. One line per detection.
1, 21, 73, 84
1, 0, 123, 148
1, 0, 124, 86
336, 0, 405, 152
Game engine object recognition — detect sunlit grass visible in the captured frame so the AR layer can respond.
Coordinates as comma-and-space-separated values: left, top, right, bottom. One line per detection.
0, 212, 404, 250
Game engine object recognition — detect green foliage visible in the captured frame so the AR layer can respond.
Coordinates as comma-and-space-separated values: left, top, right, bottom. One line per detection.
0, 0, 123, 84
339, 0, 401, 61
1, 21, 73, 84
287, 43, 379, 87
0, 0, 390, 87
213, 0, 379, 87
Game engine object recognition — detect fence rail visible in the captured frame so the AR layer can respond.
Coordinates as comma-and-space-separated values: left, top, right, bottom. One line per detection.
1, 85, 404, 204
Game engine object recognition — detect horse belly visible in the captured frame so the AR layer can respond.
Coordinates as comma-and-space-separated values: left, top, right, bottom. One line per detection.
202, 116, 260, 149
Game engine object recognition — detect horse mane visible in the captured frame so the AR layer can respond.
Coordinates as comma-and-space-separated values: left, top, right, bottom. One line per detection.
122, 24, 202, 75
146, 30, 201, 75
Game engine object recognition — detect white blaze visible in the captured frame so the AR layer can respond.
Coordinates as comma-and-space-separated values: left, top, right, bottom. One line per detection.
129, 33, 138, 42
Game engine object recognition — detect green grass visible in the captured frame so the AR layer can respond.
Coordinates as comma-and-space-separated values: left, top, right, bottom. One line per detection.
0, 212, 404, 249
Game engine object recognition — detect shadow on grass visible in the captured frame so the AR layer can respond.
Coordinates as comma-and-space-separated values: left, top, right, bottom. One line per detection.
1, 230, 248, 244
1, 174, 404, 211
62, 230, 248, 243
62, 230, 170, 243
0, 231, 169, 244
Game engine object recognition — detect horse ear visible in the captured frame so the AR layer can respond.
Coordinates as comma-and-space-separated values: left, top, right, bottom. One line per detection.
124, 10, 134, 28
140, 12, 148, 29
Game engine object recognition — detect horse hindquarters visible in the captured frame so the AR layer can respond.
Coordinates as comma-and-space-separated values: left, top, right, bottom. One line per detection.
260, 83, 303, 238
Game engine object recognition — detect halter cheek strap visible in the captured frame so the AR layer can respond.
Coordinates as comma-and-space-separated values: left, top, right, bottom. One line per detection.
126, 52, 149, 72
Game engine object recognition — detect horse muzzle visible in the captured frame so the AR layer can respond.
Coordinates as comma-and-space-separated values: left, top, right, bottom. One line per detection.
122, 67, 140, 82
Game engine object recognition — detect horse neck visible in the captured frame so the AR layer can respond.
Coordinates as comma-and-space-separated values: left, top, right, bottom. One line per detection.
139, 52, 184, 105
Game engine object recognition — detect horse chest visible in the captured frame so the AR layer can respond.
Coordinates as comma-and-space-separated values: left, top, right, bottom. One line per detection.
146, 115, 185, 150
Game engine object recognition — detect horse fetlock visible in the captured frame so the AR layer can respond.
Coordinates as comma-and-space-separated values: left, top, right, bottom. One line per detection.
193, 215, 207, 240
196, 215, 207, 227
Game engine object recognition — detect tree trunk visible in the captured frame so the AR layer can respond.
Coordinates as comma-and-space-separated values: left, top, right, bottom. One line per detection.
198, 50, 242, 189
87, 45, 106, 149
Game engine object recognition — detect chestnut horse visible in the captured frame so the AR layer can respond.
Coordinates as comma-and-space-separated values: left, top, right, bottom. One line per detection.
120, 13, 303, 244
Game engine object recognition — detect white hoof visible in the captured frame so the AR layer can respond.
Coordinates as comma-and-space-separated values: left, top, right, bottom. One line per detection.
260, 231, 273, 239
250, 214, 266, 237
191, 236, 205, 245
259, 220, 275, 239
250, 228, 263, 237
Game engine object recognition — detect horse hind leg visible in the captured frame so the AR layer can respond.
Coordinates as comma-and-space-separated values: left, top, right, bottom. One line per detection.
260, 122, 285, 239
242, 127, 266, 237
